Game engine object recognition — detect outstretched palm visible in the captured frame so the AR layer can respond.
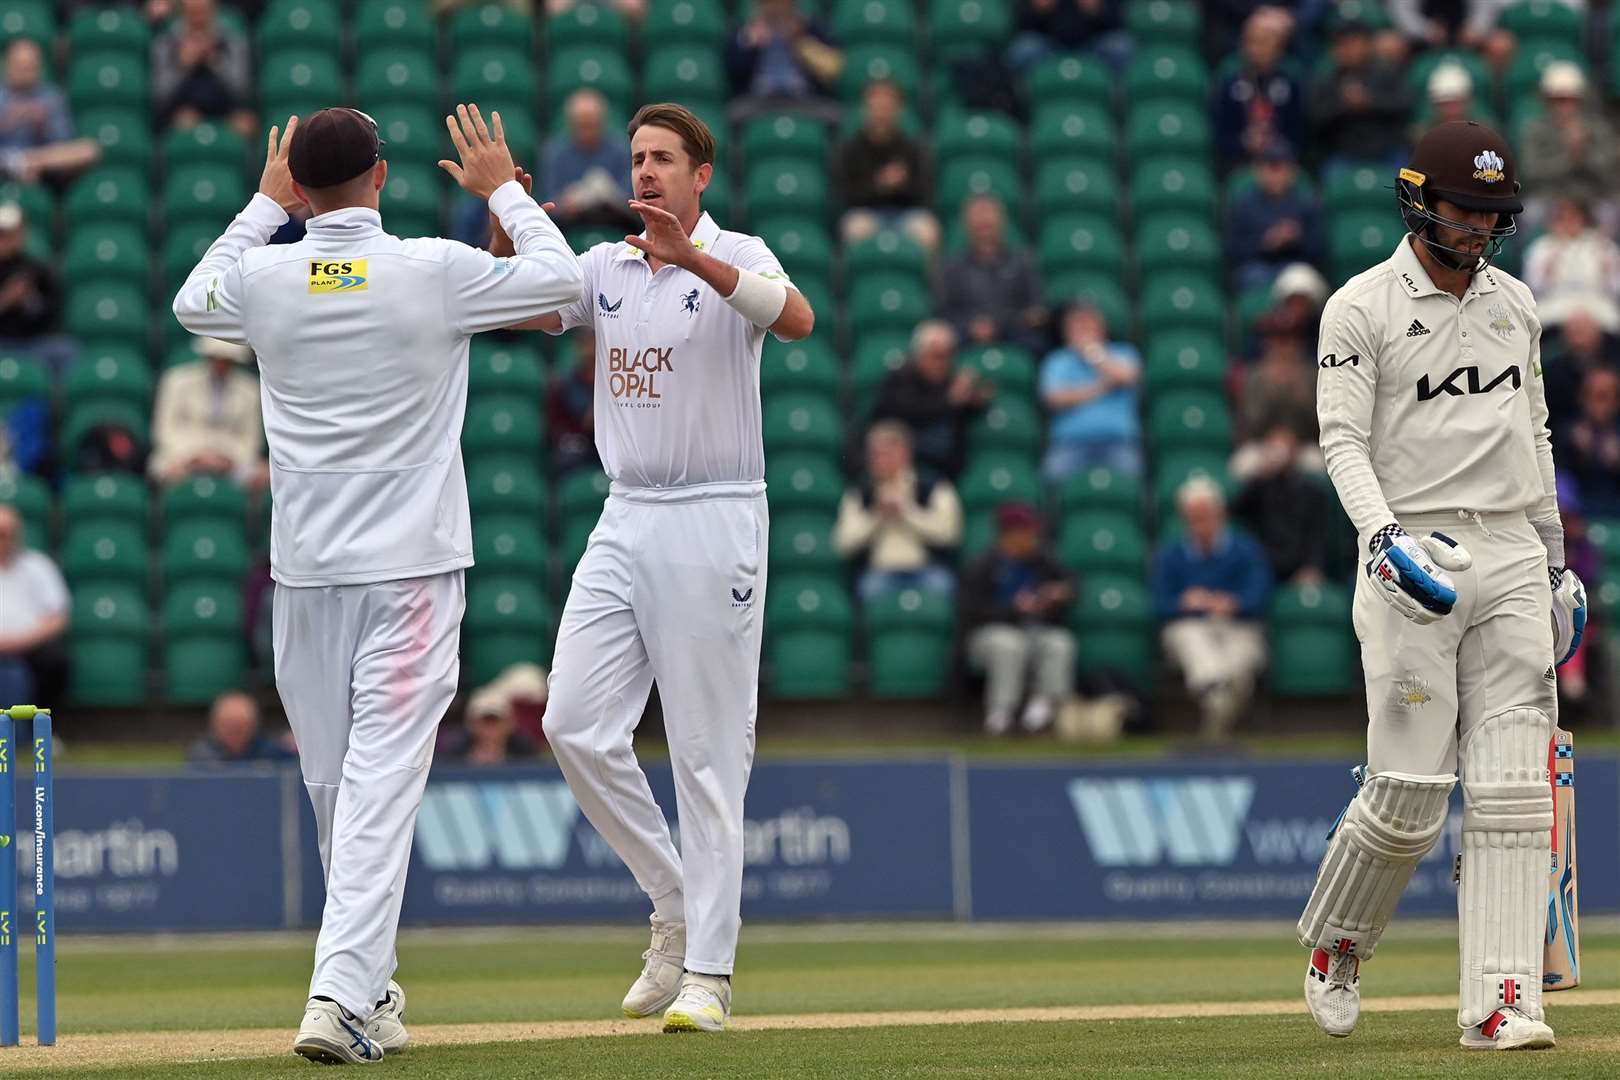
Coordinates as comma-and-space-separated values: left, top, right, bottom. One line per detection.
258, 115, 301, 212
625, 200, 693, 267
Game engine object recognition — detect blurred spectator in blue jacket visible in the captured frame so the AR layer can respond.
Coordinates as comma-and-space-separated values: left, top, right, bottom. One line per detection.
188, 691, 297, 766
1213, 7, 1304, 169
1008, 0, 1129, 73
1039, 301, 1142, 481
542, 89, 635, 232
1562, 367, 1620, 518
0, 40, 99, 185
1152, 477, 1271, 740
726, 0, 844, 123
1226, 139, 1320, 289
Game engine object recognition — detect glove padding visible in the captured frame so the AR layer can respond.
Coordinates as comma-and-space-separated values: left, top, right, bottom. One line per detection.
1550, 567, 1587, 666
1365, 527, 1473, 625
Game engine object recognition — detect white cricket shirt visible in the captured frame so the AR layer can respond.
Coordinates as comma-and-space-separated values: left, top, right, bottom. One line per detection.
547, 212, 792, 489
173, 182, 583, 586
1315, 235, 1562, 561
0, 549, 69, 637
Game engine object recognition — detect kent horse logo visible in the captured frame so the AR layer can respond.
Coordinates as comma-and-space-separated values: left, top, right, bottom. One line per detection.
682, 289, 701, 316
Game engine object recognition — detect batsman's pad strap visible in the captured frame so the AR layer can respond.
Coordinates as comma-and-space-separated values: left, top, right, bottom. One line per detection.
1459, 708, 1552, 1027
1296, 771, 1455, 960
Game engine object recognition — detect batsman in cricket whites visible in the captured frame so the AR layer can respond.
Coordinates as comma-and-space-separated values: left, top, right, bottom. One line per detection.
1296, 121, 1587, 1050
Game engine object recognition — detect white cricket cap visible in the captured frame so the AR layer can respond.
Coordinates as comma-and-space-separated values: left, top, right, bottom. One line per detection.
1271, 262, 1329, 305
193, 336, 252, 362
1541, 61, 1586, 98
0, 203, 21, 230
1427, 64, 1473, 103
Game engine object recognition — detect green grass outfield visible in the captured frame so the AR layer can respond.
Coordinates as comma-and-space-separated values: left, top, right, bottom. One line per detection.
0, 922, 1615, 1077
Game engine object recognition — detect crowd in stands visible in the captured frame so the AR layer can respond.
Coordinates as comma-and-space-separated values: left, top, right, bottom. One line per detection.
2, 0, 1619, 752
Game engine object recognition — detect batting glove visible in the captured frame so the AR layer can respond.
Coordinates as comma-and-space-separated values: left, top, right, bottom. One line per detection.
1365, 525, 1473, 625
1550, 567, 1587, 666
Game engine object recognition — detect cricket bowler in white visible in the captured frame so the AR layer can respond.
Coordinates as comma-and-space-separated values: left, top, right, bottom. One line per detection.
504, 102, 814, 1033
173, 105, 582, 1063
1296, 121, 1587, 1050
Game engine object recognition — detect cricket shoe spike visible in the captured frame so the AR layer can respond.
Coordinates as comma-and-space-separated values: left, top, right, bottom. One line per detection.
365, 980, 408, 1054
1460, 1008, 1555, 1050
294, 998, 385, 1064
662, 972, 731, 1033
623, 917, 686, 1019
1304, 945, 1360, 1037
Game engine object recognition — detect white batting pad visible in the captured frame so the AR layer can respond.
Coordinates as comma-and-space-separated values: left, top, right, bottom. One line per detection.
1297, 771, 1456, 959
1459, 707, 1553, 1027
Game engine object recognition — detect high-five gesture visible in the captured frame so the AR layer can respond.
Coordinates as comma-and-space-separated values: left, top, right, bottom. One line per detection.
258, 115, 302, 212
438, 104, 516, 201
625, 199, 697, 269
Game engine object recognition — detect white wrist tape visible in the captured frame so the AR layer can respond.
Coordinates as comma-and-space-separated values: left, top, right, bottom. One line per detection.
723, 267, 788, 328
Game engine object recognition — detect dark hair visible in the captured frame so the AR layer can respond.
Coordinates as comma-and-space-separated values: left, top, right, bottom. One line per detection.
628, 103, 715, 167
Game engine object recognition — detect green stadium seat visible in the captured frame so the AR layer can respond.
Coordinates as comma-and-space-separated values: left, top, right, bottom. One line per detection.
958, 452, 1042, 515
449, 2, 536, 52
1499, 1, 1583, 47
1054, 466, 1141, 517
65, 282, 149, 346
1131, 157, 1217, 219
77, 107, 151, 170
556, 467, 610, 520
259, 50, 342, 115
1587, 517, 1620, 566
1322, 161, 1396, 213
64, 345, 152, 411
1038, 214, 1125, 280
377, 161, 443, 238
1330, 210, 1404, 281
959, 344, 1036, 401
1125, 45, 1208, 103
258, 0, 342, 56
68, 7, 150, 55
865, 585, 956, 698
468, 340, 546, 402
464, 577, 552, 682
969, 396, 1043, 458
754, 217, 834, 282
163, 163, 248, 229
1030, 104, 1117, 162
1125, 100, 1212, 160
845, 272, 930, 338
368, 105, 443, 168
831, 0, 918, 46
766, 574, 854, 698
356, 49, 439, 110
765, 453, 845, 514
67, 52, 147, 112
1034, 158, 1121, 219
745, 157, 831, 222
547, 0, 631, 52
463, 398, 543, 460
450, 47, 534, 112
1144, 330, 1227, 396
1504, 41, 1584, 102
761, 338, 840, 404
842, 230, 928, 283
1073, 573, 1155, 685
547, 48, 635, 117
769, 512, 841, 577
1405, 49, 1493, 102
643, 45, 726, 105
1148, 388, 1232, 453
936, 157, 1024, 219
162, 582, 246, 705
1125, 0, 1201, 45
1151, 450, 1230, 522
934, 111, 1023, 167
61, 399, 150, 460
162, 223, 218, 294
161, 474, 248, 531
162, 122, 247, 171
0, 471, 50, 543
63, 223, 148, 292
468, 456, 547, 523
646, 0, 727, 46
68, 585, 149, 706
63, 521, 148, 587
62, 472, 148, 534
1027, 53, 1112, 107
2, 180, 52, 234
1058, 510, 1147, 575
839, 44, 922, 100
1137, 272, 1224, 337
740, 113, 829, 167
65, 167, 148, 230
0, 2, 51, 48
0, 352, 51, 413
1268, 581, 1355, 696
1135, 213, 1221, 277
850, 333, 912, 410
1043, 271, 1130, 331
764, 393, 844, 458
161, 519, 250, 588
928, 0, 1013, 59
354, 0, 437, 51
472, 515, 549, 582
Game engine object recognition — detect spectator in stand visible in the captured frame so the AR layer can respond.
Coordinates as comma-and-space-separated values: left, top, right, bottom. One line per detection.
1522, 199, 1620, 335
1387, 0, 1530, 51
441, 686, 541, 765
834, 421, 962, 602
541, 89, 635, 232
1151, 476, 1272, 741
1039, 301, 1142, 481
1255, 261, 1329, 357
0, 40, 99, 185
1309, 11, 1412, 171
0, 203, 61, 348
1562, 367, 1620, 517
1213, 7, 1304, 169
1226, 139, 1319, 289
1521, 62, 1620, 234
1007, 0, 1129, 74
1232, 424, 1340, 584
548, 329, 598, 473
936, 195, 1047, 353
1551, 474, 1599, 706
868, 320, 992, 479
1545, 311, 1617, 434
187, 690, 298, 766
151, 0, 255, 137
725, 0, 843, 124
1413, 63, 1481, 141
545, 0, 647, 26
1231, 315, 1320, 477
0, 503, 69, 711
149, 336, 267, 490
960, 502, 1076, 736
838, 79, 940, 255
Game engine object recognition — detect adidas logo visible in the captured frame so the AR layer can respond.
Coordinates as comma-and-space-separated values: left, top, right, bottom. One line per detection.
1405, 320, 1430, 337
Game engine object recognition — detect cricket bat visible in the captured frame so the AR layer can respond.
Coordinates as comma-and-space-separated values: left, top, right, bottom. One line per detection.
1544, 726, 1580, 990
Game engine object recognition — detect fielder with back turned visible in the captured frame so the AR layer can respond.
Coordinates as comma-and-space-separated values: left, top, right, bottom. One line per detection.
1296, 121, 1587, 1051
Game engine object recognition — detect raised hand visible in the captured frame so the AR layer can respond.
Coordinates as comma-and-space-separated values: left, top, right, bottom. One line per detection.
487, 167, 556, 258
625, 199, 694, 268
258, 115, 302, 212
438, 104, 517, 201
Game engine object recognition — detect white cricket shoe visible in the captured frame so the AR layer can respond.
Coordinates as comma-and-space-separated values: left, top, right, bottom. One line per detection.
365, 980, 408, 1054
293, 998, 385, 1064
623, 917, 686, 1019
1460, 1008, 1555, 1050
662, 972, 731, 1033
1304, 946, 1360, 1037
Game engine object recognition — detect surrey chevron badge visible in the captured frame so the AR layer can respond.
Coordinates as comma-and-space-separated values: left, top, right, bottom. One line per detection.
1472, 150, 1506, 183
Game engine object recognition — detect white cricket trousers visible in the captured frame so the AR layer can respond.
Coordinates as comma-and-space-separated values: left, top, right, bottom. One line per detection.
273, 571, 465, 1016
544, 481, 768, 976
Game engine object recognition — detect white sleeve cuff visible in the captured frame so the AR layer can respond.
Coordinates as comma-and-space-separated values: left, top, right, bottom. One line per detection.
244, 192, 291, 229
487, 179, 534, 219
